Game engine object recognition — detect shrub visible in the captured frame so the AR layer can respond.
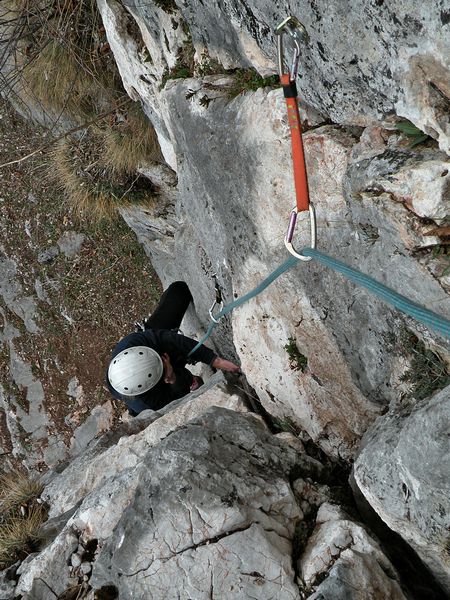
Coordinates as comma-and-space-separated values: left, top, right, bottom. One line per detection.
399, 329, 450, 400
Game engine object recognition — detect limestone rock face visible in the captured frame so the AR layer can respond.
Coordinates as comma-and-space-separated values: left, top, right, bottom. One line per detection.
11, 391, 408, 600
43, 374, 247, 518
121, 0, 450, 152
5, 2, 449, 597
353, 386, 450, 594
97, 0, 450, 461
89, 407, 302, 599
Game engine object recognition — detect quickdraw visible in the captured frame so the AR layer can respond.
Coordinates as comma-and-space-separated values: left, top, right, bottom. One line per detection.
193, 17, 450, 351
275, 17, 316, 261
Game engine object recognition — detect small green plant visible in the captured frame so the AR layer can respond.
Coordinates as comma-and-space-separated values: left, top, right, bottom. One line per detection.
160, 40, 195, 88
197, 56, 228, 77
284, 337, 308, 372
399, 330, 450, 400
0, 471, 47, 568
225, 69, 279, 100
395, 120, 431, 147
272, 415, 302, 435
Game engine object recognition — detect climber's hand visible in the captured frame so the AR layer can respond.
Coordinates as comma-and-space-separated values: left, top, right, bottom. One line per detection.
212, 357, 241, 373
161, 353, 176, 384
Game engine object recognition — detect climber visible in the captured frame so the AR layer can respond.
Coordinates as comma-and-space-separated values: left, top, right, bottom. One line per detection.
106, 281, 240, 416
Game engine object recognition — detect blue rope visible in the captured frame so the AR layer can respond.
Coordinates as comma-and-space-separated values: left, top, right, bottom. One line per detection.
304, 248, 450, 338
188, 248, 450, 356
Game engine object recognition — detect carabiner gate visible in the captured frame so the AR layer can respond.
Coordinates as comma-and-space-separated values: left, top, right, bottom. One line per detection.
284, 202, 316, 261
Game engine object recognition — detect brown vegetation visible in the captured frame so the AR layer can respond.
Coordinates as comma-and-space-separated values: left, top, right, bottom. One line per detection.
0, 471, 47, 567
2, 0, 162, 219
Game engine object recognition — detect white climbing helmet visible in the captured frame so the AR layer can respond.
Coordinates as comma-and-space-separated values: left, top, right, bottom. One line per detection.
108, 346, 163, 396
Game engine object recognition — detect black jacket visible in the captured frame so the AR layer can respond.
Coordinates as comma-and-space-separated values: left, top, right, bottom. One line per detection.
106, 329, 217, 412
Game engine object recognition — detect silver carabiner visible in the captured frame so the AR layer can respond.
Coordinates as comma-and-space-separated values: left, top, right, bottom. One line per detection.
275, 16, 309, 80
209, 299, 223, 323
209, 274, 224, 323
284, 202, 316, 261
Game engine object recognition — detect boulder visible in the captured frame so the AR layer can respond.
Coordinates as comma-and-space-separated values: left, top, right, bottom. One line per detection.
353, 385, 450, 594
43, 373, 247, 517
89, 407, 304, 599
12, 396, 410, 600
298, 503, 407, 600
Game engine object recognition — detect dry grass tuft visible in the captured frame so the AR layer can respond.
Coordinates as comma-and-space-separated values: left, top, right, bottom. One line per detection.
9, 0, 123, 122
22, 41, 109, 120
4, 0, 163, 219
0, 504, 47, 567
0, 471, 47, 568
0, 472, 43, 514
50, 134, 158, 220
99, 104, 163, 176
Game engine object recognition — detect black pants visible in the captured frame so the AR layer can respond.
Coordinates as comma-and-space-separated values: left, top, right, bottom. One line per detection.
145, 281, 192, 331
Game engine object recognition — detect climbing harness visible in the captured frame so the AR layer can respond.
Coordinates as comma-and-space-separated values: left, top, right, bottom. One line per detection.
276, 17, 316, 261
187, 16, 450, 358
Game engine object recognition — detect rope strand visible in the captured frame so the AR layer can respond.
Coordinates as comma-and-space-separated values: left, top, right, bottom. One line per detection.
188, 249, 450, 356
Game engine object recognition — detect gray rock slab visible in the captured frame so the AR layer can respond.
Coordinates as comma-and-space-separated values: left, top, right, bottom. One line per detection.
353, 384, 450, 594
43, 374, 247, 517
89, 407, 302, 599
57, 231, 85, 258
307, 551, 406, 600
0, 567, 16, 600
299, 503, 406, 599
69, 401, 114, 458
37, 245, 59, 264
14, 528, 79, 599
0, 257, 39, 333
42, 435, 69, 468
8, 345, 50, 439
